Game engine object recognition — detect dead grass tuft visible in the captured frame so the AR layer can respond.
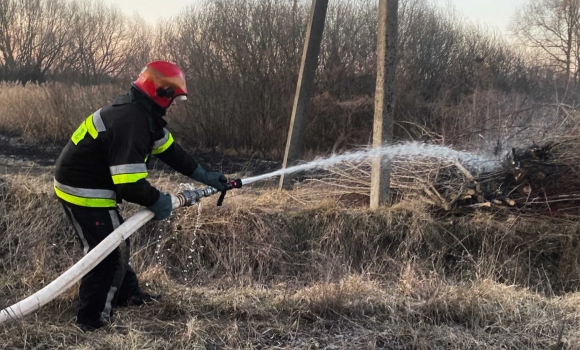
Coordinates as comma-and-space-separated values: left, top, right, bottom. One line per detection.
0, 83, 124, 145
2, 171, 580, 348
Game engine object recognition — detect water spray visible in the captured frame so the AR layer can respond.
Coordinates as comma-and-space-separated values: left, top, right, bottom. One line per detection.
242, 142, 500, 185
0, 142, 498, 324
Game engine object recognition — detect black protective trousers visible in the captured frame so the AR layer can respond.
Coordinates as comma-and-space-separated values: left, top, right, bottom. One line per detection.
61, 203, 140, 326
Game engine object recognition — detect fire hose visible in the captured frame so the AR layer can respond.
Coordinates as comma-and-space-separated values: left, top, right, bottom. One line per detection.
0, 179, 243, 325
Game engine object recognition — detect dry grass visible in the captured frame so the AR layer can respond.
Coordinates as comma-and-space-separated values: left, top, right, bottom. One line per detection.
1, 169, 580, 349
0, 82, 560, 161
0, 83, 125, 145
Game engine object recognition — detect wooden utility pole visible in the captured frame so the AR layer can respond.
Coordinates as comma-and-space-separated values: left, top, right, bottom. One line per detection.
279, 0, 328, 190
370, 0, 399, 209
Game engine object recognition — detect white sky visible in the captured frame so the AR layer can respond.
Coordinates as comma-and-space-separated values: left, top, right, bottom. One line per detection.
432, 0, 528, 36
107, 0, 526, 37
106, 0, 195, 22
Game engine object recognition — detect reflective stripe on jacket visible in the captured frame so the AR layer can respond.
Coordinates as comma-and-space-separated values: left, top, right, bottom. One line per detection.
55, 88, 197, 208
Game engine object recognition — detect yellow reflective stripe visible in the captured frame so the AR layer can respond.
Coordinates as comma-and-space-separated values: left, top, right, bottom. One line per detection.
71, 122, 88, 145
111, 172, 148, 185
86, 115, 98, 139
54, 186, 117, 207
71, 114, 100, 144
152, 133, 174, 155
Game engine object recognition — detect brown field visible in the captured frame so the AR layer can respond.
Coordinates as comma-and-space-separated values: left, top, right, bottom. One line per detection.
1, 160, 580, 349
1, 0, 580, 347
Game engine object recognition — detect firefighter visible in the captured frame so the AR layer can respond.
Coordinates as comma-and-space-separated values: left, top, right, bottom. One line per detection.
54, 61, 227, 331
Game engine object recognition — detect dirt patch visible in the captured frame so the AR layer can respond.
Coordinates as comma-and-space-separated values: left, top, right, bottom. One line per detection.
0, 135, 60, 166
0, 134, 281, 177
149, 151, 281, 177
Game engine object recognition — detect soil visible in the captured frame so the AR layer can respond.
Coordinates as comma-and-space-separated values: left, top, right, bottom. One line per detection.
0, 134, 281, 177
0, 135, 60, 166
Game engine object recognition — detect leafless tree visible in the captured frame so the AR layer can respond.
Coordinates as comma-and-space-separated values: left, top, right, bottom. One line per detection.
0, 0, 554, 157
513, 0, 580, 85
0, 0, 73, 83
67, 1, 150, 84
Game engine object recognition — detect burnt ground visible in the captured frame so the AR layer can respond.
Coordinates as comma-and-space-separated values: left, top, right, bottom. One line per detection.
0, 135, 60, 167
0, 134, 281, 177
148, 151, 281, 177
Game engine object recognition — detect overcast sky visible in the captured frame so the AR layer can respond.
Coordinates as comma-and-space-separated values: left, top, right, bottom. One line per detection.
107, 0, 527, 37
108, 0, 193, 22
432, 0, 527, 35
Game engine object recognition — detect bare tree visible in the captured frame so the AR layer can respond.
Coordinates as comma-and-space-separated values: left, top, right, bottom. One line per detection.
513, 0, 580, 85
68, 1, 150, 84
0, 0, 549, 157
0, 0, 73, 83
31, 0, 74, 82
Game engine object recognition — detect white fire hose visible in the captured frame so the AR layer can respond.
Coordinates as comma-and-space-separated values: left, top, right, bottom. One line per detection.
0, 186, 223, 325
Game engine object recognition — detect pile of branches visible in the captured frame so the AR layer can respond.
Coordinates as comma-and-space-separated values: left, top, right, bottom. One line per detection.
478, 138, 580, 214
301, 138, 580, 215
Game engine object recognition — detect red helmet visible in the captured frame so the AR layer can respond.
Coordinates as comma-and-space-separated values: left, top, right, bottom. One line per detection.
132, 61, 188, 109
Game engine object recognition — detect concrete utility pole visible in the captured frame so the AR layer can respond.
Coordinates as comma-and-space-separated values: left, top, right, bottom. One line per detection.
370, 0, 399, 209
279, 0, 328, 190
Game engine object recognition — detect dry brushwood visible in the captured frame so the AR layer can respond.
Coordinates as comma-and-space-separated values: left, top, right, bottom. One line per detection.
298, 139, 580, 216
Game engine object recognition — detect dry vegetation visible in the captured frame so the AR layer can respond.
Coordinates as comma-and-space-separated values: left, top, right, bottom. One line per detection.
0, 83, 125, 143
0, 0, 570, 157
3, 0, 580, 348
2, 154, 580, 348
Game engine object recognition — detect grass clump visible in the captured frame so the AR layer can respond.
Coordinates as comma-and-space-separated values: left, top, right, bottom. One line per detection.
1, 171, 580, 349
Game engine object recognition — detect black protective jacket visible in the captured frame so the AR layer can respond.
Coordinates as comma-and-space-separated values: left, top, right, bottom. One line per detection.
54, 88, 198, 208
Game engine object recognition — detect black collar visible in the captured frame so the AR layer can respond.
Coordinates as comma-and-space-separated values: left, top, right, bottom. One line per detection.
113, 88, 168, 131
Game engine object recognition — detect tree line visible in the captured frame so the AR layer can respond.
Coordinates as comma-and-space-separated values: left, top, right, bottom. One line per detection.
0, 0, 150, 84
0, 0, 572, 156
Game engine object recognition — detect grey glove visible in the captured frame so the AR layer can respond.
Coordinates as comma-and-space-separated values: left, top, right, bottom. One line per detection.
147, 192, 172, 220
189, 164, 227, 191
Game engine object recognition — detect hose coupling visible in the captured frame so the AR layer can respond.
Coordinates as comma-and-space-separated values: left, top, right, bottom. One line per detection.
176, 187, 220, 207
